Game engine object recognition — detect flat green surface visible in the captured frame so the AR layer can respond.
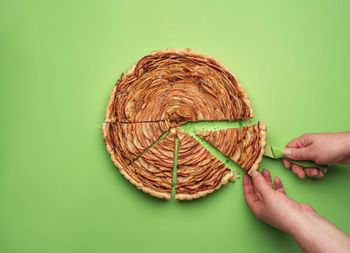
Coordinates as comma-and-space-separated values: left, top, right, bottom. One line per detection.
1, 0, 350, 252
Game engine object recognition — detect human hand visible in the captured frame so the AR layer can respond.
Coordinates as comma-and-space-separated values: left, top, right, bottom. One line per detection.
282, 132, 350, 179
243, 169, 316, 233
243, 169, 350, 253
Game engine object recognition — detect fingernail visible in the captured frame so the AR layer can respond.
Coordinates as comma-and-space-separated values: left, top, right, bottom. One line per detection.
311, 170, 318, 177
252, 171, 259, 177
319, 171, 325, 178
283, 148, 292, 156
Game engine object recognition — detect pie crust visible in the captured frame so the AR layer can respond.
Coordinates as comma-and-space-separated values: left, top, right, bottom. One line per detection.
176, 128, 234, 200
120, 128, 177, 199
102, 121, 170, 169
102, 48, 266, 199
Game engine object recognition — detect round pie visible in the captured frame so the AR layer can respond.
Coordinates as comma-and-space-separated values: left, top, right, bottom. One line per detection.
102, 48, 267, 200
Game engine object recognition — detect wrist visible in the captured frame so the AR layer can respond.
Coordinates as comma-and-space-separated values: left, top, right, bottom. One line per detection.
338, 131, 350, 164
283, 208, 320, 237
284, 206, 350, 253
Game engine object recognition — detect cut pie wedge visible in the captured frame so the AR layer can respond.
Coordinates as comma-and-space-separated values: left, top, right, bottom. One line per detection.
102, 121, 170, 169
196, 122, 267, 175
122, 129, 177, 199
175, 128, 234, 200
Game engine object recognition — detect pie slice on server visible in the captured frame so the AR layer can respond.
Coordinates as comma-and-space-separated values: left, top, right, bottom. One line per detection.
101, 121, 170, 170
122, 129, 177, 199
175, 128, 234, 200
196, 122, 267, 175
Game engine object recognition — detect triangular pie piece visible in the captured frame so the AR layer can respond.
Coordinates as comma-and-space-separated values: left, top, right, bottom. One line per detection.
196, 122, 267, 175
102, 121, 170, 170
175, 128, 234, 200
105, 48, 253, 125
122, 129, 177, 199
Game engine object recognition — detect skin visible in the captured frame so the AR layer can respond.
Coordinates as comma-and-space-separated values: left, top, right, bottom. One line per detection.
243, 170, 350, 253
282, 131, 350, 179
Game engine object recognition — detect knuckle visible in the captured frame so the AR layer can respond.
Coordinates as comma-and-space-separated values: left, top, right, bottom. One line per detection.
300, 133, 311, 141
306, 146, 317, 160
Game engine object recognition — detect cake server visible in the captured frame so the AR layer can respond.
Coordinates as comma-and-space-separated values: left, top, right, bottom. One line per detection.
264, 145, 328, 173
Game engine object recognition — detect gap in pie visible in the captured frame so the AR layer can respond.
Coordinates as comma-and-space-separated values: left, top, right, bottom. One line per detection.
175, 127, 238, 200
102, 121, 171, 170
122, 128, 177, 199
170, 135, 179, 199
102, 48, 267, 200
195, 122, 267, 176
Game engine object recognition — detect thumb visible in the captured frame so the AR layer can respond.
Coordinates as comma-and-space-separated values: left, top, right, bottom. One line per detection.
283, 147, 314, 161
251, 171, 272, 196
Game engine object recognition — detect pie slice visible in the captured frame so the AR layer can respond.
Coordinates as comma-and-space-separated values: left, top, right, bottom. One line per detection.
196, 122, 267, 175
175, 128, 234, 200
105, 48, 253, 125
101, 121, 170, 169
122, 129, 177, 199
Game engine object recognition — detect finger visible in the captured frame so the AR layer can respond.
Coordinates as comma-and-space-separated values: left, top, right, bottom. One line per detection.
282, 159, 291, 169
304, 168, 313, 177
262, 169, 273, 189
243, 174, 259, 211
286, 134, 313, 148
291, 164, 306, 179
243, 173, 255, 195
283, 147, 315, 161
286, 138, 301, 148
304, 168, 319, 178
274, 176, 286, 195
316, 170, 325, 179
251, 171, 272, 196
310, 168, 320, 177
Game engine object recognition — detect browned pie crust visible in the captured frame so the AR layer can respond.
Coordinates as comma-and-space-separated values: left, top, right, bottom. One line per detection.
196, 122, 267, 175
105, 48, 253, 125
120, 128, 177, 200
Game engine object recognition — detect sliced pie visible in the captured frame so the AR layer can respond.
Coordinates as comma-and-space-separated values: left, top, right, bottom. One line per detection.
102, 48, 267, 200
102, 121, 170, 169
196, 122, 267, 175
105, 48, 253, 125
121, 129, 177, 199
175, 128, 234, 200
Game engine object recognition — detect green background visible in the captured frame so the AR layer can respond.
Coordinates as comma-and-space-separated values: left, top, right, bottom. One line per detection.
1, 0, 350, 252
